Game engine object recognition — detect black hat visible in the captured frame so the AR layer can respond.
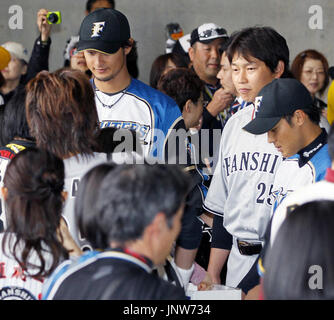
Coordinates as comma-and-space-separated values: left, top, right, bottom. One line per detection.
190, 23, 228, 46
77, 8, 130, 54
243, 79, 314, 135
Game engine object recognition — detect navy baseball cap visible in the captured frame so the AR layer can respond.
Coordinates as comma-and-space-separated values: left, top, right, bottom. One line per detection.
243, 78, 314, 135
190, 23, 228, 46
77, 8, 130, 54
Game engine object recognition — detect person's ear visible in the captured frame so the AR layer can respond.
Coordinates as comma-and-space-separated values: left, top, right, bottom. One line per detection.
21, 63, 28, 76
184, 99, 192, 114
1, 187, 8, 201
274, 60, 285, 79
293, 109, 307, 126
188, 46, 195, 62
124, 38, 134, 56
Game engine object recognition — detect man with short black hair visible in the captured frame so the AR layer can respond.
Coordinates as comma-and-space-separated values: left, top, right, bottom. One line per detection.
43, 163, 190, 300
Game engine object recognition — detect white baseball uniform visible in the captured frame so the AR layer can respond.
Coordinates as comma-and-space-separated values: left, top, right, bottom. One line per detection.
204, 104, 282, 287
62, 152, 109, 251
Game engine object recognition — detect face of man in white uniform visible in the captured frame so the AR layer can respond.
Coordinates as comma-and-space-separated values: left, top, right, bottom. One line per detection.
231, 53, 283, 103
84, 47, 130, 82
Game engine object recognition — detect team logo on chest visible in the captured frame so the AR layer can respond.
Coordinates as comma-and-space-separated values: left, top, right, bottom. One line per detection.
91, 21, 105, 38
254, 96, 263, 116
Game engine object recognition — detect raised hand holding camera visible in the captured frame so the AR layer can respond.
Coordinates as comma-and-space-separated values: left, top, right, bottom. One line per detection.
37, 8, 53, 42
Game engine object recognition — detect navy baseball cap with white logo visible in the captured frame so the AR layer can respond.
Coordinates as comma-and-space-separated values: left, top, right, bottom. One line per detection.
77, 8, 130, 54
243, 78, 314, 135
190, 23, 228, 46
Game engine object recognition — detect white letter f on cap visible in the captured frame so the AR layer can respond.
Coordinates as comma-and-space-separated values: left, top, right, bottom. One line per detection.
91, 21, 105, 38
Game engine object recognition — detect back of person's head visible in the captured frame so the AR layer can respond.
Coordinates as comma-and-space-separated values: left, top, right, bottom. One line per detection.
290, 49, 329, 96
77, 163, 190, 247
25, 69, 99, 159
263, 200, 334, 300
226, 26, 291, 78
2, 148, 68, 278
2, 87, 34, 145
75, 163, 116, 249
149, 53, 188, 89
157, 68, 204, 112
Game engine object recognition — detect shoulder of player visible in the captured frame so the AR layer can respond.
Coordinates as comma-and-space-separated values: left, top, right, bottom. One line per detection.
128, 78, 180, 110
222, 103, 255, 133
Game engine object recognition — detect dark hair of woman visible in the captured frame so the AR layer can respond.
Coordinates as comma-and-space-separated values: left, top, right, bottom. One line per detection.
2, 87, 34, 145
149, 53, 188, 89
157, 67, 204, 112
2, 148, 69, 279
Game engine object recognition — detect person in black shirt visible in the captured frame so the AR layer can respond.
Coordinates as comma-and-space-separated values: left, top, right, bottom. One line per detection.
0, 9, 52, 107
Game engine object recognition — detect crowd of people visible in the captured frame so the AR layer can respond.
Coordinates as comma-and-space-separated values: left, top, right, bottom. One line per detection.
0, 0, 334, 300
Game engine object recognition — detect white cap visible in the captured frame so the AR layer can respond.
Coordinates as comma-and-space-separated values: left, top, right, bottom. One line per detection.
1, 41, 29, 64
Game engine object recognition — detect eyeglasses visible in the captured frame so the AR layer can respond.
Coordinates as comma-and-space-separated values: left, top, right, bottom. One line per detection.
198, 28, 226, 39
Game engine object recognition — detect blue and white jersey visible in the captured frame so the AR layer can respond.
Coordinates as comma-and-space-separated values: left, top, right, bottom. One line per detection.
270, 130, 330, 216
93, 78, 185, 161
257, 131, 331, 278
268, 131, 331, 248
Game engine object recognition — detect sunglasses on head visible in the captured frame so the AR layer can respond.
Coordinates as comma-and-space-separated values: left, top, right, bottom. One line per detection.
198, 28, 225, 39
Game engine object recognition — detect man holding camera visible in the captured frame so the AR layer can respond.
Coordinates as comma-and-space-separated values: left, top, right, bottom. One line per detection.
0, 9, 52, 108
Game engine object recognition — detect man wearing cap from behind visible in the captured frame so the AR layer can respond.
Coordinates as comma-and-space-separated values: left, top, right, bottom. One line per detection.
241, 78, 331, 299
77, 8, 186, 161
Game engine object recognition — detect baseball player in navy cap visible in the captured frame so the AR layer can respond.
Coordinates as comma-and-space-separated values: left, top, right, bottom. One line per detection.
241, 78, 331, 298
77, 8, 186, 161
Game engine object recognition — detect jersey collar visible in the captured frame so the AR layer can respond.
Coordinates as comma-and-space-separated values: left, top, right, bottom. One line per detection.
297, 128, 327, 167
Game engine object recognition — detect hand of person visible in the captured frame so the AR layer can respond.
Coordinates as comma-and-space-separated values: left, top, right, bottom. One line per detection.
197, 272, 213, 291
37, 8, 52, 42
206, 88, 234, 117
57, 217, 82, 257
